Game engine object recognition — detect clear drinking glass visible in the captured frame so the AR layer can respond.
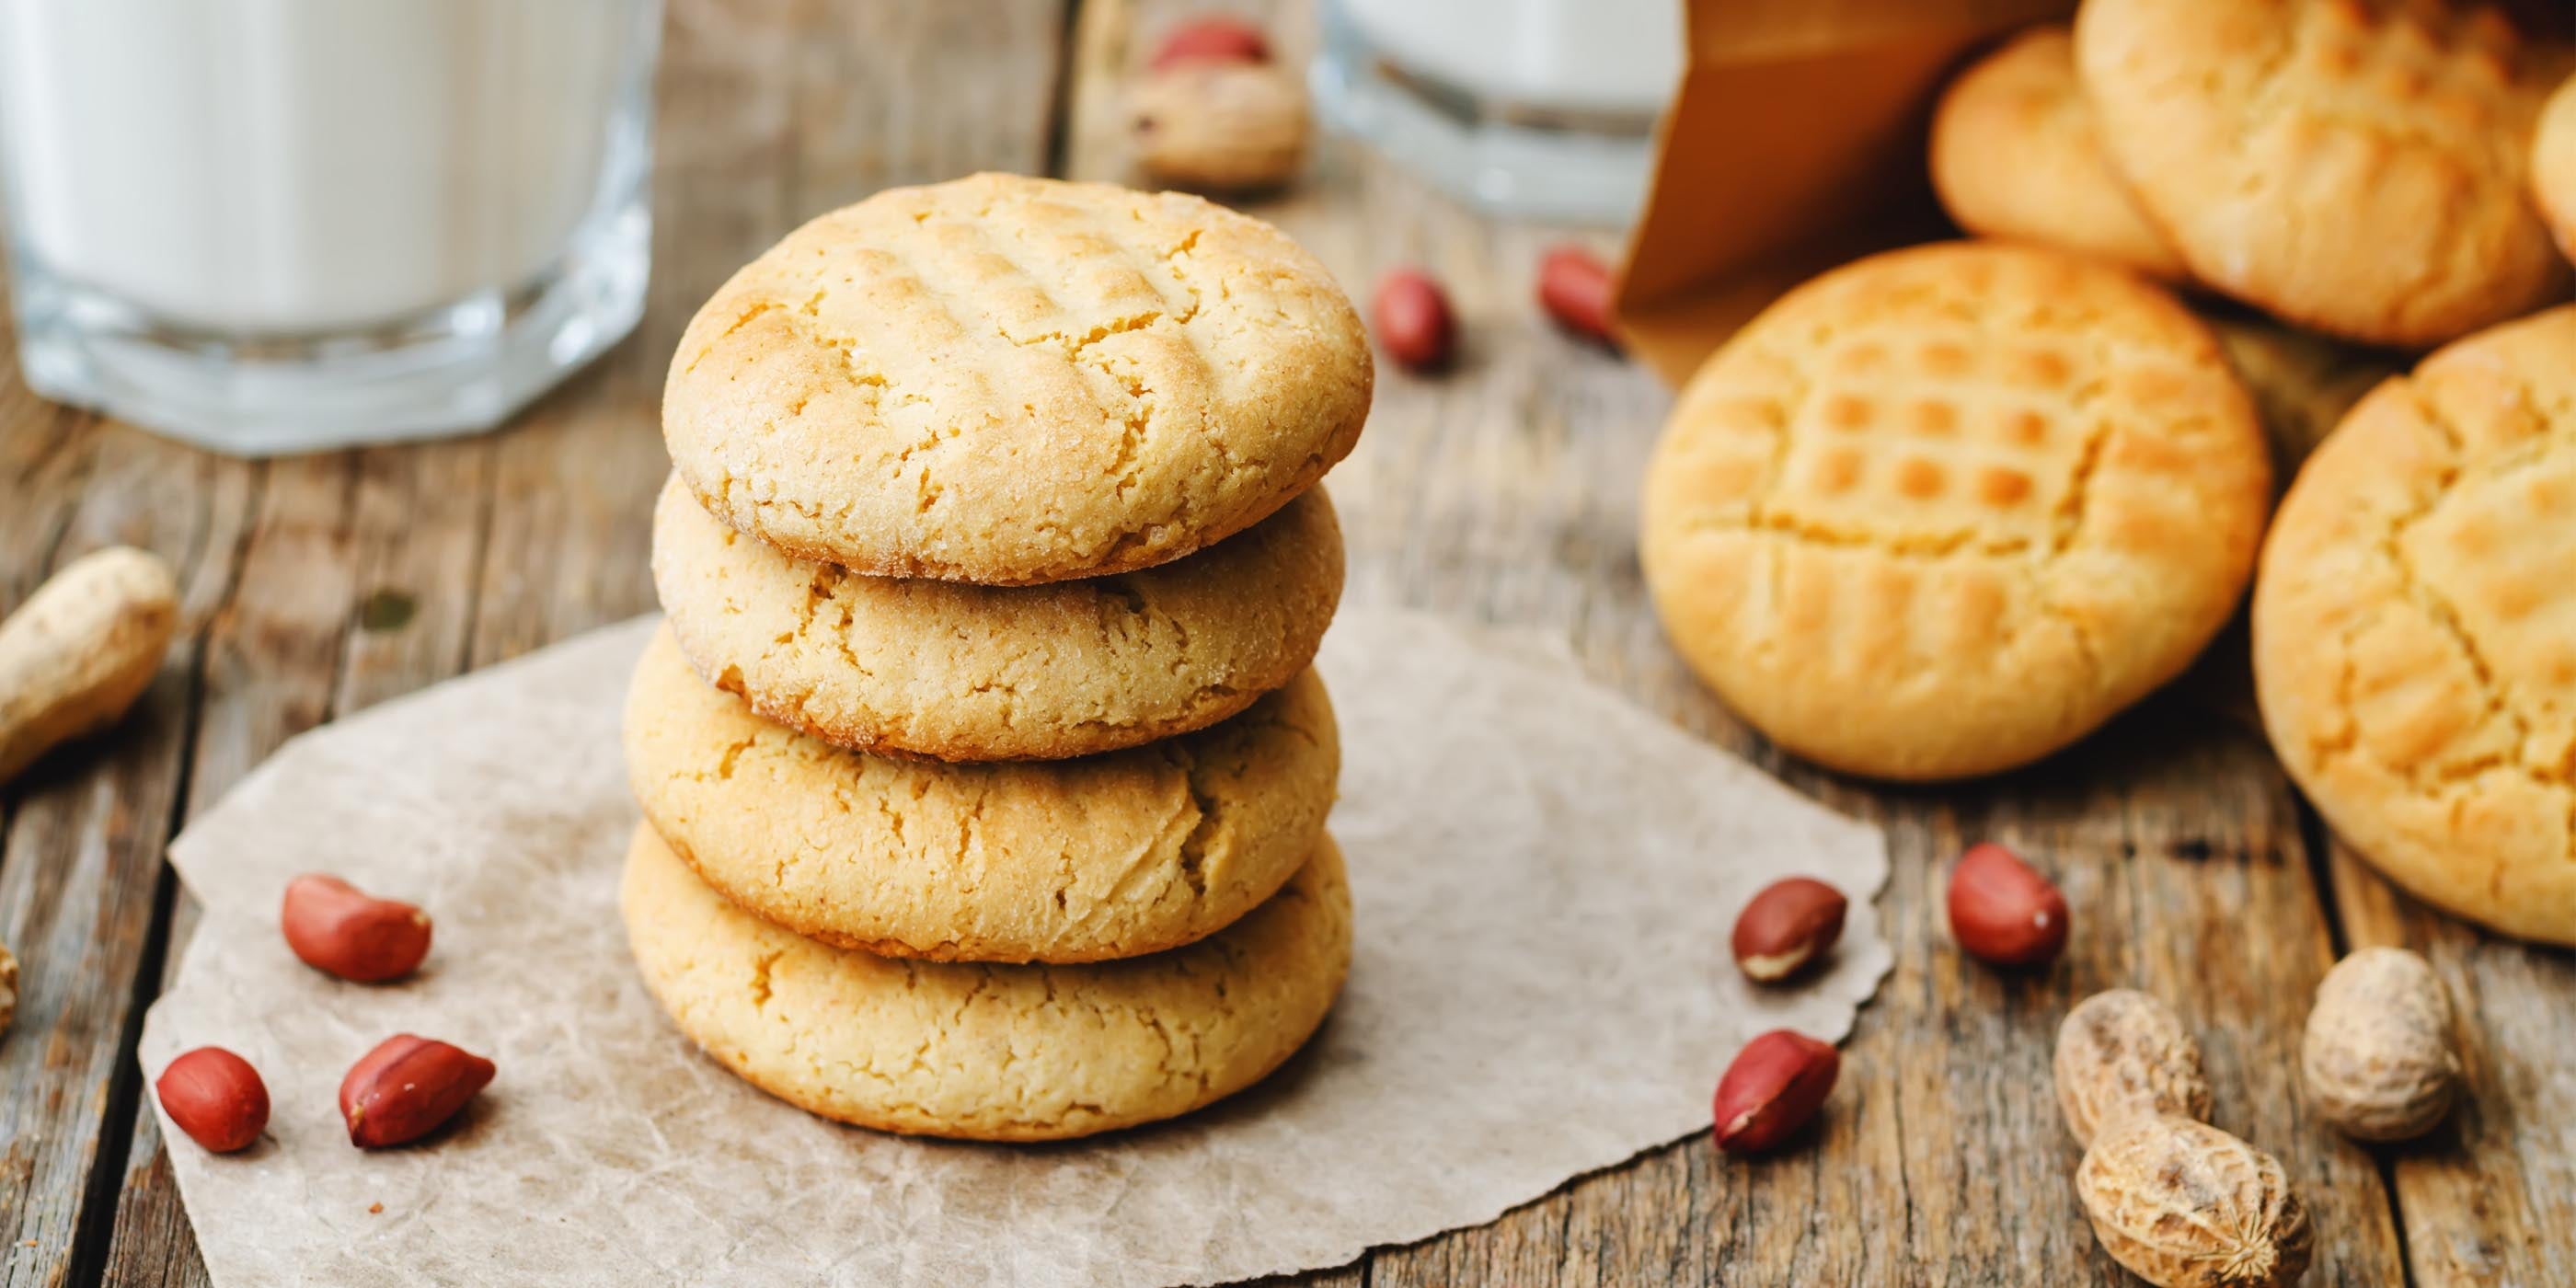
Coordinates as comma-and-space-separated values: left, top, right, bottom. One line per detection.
1311, 0, 1682, 225
0, 0, 661, 456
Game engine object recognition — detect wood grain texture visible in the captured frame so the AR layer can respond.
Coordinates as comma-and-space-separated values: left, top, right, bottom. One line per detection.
0, 0, 2560, 1285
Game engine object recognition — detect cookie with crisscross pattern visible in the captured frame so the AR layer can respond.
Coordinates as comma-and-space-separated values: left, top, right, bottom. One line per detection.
1640, 242, 2271, 780
2077, 0, 2570, 346
2255, 305, 2576, 944
624, 626, 1337, 963
664, 173, 1371, 585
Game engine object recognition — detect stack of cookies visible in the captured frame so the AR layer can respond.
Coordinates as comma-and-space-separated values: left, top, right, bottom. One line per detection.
620, 173, 1374, 1140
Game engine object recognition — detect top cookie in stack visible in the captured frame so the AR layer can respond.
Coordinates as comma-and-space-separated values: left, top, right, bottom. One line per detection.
624, 173, 1371, 1141
662, 171, 1369, 588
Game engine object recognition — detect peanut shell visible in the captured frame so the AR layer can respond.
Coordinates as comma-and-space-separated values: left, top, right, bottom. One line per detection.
1128, 63, 1307, 191
0, 546, 179, 788
2301, 946, 2459, 1141
2076, 1115, 2313, 1288
2055, 989, 2213, 1146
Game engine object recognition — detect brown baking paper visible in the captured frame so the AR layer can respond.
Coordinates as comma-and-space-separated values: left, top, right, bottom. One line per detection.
138, 607, 1891, 1287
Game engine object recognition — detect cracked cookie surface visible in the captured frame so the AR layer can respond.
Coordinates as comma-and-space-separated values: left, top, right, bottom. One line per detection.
1639, 242, 2271, 781
2254, 305, 2576, 945
2076, 0, 2570, 346
654, 473, 1342, 761
622, 822, 1351, 1141
661, 172, 1371, 585
1930, 25, 2186, 281
625, 626, 1337, 962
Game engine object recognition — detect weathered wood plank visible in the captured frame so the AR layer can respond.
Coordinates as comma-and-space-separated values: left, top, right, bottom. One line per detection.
0, 394, 98, 602
0, 421, 249, 1288
1065, 1, 2407, 1282
72, 451, 256, 1288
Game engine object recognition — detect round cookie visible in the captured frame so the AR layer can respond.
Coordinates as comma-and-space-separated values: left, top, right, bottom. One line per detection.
622, 822, 1351, 1141
624, 626, 1338, 963
2254, 305, 2576, 946
1930, 25, 2188, 280
2536, 73, 2576, 263
1639, 242, 2271, 781
653, 473, 1343, 762
662, 172, 1372, 585
2076, 0, 2569, 347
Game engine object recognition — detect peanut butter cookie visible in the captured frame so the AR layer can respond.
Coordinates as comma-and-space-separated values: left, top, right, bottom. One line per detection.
662, 172, 1371, 584
653, 474, 1341, 761
1639, 242, 2271, 780
622, 822, 1351, 1141
1930, 25, 2186, 280
2255, 305, 2576, 945
624, 626, 1338, 962
2535, 72, 2576, 262
2076, 0, 2569, 346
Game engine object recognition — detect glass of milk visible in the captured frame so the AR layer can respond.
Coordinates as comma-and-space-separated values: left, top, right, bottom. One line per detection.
1311, 0, 1683, 224
0, 0, 661, 455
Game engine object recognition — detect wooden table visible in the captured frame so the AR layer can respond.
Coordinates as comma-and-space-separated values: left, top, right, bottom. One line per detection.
3, 2, 2568, 1284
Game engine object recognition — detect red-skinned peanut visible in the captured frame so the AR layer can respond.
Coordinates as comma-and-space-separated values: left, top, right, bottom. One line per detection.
282, 874, 432, 983
1372, 270, 1456, 371
1535, 245, 1617, 344
1731, 877, 1848, 983
1948, 842, 2069, 968
339, 1034, 496, 1148
1714, 1029, 1840, 1154
1149, 16, 1270, 70
156, 1047, 270, 1154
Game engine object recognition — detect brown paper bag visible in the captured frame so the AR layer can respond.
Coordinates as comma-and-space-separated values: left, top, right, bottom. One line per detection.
1614, 0, 2076, 386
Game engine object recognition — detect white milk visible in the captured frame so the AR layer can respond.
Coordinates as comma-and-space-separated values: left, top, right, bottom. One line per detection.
0, 0, 659, 454
0, 0, 638, 331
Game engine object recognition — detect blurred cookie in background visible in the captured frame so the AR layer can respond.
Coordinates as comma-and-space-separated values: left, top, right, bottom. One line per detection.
1931, 25, 2188, 281
2076, 0, 2570, 347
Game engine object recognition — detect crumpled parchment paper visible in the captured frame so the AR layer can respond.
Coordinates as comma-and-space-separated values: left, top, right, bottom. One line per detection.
140, 607, 1891, 1287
